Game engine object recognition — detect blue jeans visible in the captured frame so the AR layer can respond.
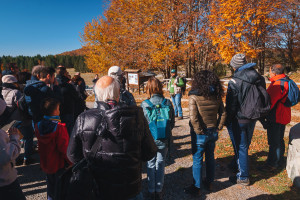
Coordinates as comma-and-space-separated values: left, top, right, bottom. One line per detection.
19, 124, 34, 159
227, 121, 238, 168
147, 147, 168, 193
232, 120, 256, 180
267, 122, 285, 168
128, 192, 143, 200
171, 93, 183, 117
191, 128, 218, 189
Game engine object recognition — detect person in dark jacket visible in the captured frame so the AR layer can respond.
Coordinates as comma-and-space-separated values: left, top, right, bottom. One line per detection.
67, 76, 157, 200
24, 66, 61, 123
226, 54, 266, 186
141, 77, 175, 200
56, 66, 83, 134
184, 70, 226, 196
35, 98, 71, 200
108, 66, 136, 106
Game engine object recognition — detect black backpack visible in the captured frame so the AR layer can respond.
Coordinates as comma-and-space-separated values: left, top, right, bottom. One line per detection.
237, 78, 271, 120
17, 94, 32, 120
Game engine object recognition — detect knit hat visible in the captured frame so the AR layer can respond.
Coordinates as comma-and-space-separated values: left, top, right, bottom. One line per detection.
171, 69, 176, 73
230, 54, 247, 69
108, 66, 122, 77
2, 75, 18, 83
0, 98, 6, 116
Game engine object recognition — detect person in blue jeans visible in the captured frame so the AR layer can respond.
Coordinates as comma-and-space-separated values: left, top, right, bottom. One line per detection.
226, 54, 266, 185
184, 70, 226, 196
168, 69, 184, 119
141, 77, 175, 200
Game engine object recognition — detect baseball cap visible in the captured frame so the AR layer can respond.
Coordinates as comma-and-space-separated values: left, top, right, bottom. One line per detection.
108, 66, 122, 77
171, 69, 176, 73
2, 75, 18, 83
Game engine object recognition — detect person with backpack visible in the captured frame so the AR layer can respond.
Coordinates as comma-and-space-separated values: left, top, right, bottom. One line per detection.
0, 98, 26, 200
141, 77, 175, 200
168, 69, 185, 120
259, 64, 298, 171
35, 98, 71, 200
184, 70, 226, 196
67, 76, 157, 200
1, 75, 36, 165
226, 54, 269, 186
24, 66, 62, 123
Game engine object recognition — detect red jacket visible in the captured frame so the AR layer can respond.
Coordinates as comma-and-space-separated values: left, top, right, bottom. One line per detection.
267, 74, 291, 125
35, 120, 71, 174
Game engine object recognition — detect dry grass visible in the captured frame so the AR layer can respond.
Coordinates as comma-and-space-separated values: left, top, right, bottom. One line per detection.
215, 129, 300, 199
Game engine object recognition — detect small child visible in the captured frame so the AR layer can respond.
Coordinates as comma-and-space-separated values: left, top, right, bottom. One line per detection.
35, 97, 71, 200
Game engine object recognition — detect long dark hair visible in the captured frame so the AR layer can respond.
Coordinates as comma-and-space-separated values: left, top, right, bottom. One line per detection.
191, 70, 224, 100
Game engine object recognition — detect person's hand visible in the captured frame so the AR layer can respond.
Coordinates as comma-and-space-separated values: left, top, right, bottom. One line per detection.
8, 127, 20, 137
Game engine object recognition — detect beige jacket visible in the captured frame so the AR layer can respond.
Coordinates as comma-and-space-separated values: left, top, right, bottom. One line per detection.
189, 95, 226, 134
0, 129, 20, 187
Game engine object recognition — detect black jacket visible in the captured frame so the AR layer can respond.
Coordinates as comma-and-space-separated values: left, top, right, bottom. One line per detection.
226, 67, 266, 123
67, 102, 157, 200
56, 75, 83, 118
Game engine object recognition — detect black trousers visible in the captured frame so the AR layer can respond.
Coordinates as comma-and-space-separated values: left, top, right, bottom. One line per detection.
0, 179, 26, 200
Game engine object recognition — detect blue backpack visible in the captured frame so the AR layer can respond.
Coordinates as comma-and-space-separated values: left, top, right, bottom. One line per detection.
144, 99, 171, 140
280, 77, 300, 107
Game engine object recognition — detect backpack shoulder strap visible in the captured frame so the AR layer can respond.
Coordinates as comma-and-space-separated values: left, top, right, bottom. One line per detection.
279, 77, 289, 94
161, 98, 167, 106
144, 99, 154, 107
88, 110, 107, 160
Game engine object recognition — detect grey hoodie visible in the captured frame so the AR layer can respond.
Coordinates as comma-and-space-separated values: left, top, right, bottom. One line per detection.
0, 129, 20, 187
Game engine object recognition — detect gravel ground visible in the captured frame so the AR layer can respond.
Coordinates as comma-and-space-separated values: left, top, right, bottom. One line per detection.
18, 105, 273, 200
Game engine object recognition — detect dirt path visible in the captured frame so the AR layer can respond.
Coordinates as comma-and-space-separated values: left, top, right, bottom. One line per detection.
18, 106, 275, 200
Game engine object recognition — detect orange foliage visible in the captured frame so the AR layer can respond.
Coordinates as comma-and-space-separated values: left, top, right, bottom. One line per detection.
209, 0, 285, 63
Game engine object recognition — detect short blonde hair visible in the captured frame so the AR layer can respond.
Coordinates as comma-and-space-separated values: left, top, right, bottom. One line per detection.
95, 76, 120, 102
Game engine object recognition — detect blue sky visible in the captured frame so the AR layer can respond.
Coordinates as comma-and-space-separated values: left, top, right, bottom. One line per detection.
0, 0, 107, 56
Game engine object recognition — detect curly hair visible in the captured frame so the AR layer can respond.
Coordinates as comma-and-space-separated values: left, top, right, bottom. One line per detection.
191, 70, 224, 100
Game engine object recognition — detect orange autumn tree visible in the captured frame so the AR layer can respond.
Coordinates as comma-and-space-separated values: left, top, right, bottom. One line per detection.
209, 0, 285, 74
81, 0, 217, 77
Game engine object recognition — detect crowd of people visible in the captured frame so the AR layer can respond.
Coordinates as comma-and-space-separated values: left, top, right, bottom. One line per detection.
0, 53, 298, 200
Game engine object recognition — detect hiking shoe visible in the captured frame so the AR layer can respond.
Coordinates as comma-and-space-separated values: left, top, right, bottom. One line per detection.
229, 176, 250, 186
155, 192, 163, 200
145, 192, 155, 200
203, 179, 213, 191
184, 184, 201, 196
23, 157, 35, 166
178, 116, 183, 120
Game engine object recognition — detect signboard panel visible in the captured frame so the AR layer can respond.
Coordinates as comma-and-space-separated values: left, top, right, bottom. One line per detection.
128, 73, 138, 85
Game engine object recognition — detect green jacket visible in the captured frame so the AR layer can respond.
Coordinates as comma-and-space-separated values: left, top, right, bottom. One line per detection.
168, 76, 185, 94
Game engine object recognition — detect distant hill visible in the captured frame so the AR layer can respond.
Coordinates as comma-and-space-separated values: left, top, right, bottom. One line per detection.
59, 48, 86, 56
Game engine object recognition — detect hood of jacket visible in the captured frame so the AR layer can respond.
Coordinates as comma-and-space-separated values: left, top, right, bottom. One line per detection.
233, 63, 261, 84
36, 119, 59, 142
